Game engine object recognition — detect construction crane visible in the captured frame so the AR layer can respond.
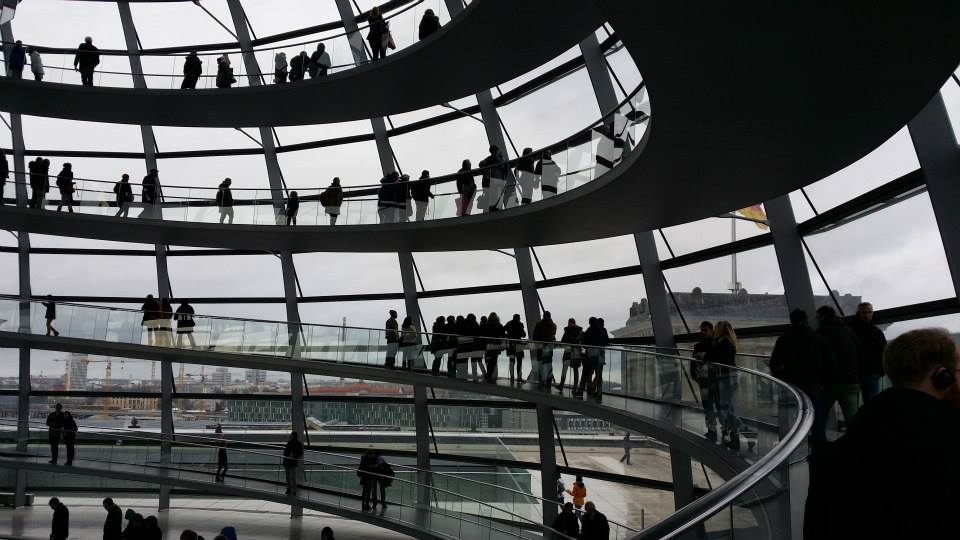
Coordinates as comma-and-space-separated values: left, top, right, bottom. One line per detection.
53, 356, 115, 416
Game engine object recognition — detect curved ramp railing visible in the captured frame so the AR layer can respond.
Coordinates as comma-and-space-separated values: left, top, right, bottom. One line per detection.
0, 83, 648, 226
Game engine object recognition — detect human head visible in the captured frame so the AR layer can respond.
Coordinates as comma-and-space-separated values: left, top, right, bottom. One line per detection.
467, 313, 476, 322
576, 474, 584, 483
435, 316, 444, 325
589, 316, 597, 327
49, 497, 60, 509
317, 43, 326, 54
146, 516, 158, 528
64, 411, 72, 419
290, 190, 298, 199
55, 403, 62, 411
332, 177, 341, 186
401, 174, 410, 182
402, 316, 412, 327
14, 40, 20, 45
462, 159, 471, 169
389, 309, 397, 319
522, 147, 532, 156
857, 302, 875, 323
513, 314, 521, 322
542, 149, 553, 160
180, 531, 199, 540
488, 144, 499, 156
222, 178, 231, 186
789, 309, 809, 326
598, 318, 605, 327
584, 501, 596, 514
424, 9, 435, 17
121, 174, 129, 182
189, 51, 198, 57
562, 502, 573, 513
288, 431, 299, 442
420, 169, 430, 179
447, 315, 455, 324
102, 497, 114, 509
714, 320, 736, 345
542, 311, 552, 321
568, 318, 576, 326
147, 294, 154, 299
84, 36, 93, 44
816, 305, 837, 323
321, 526, 335, 540
371, 6, 381, 16
489, 312, 499, 323
63, 163, 72, 170
47, 294, 53, 300
884, 328, 960, 405
699, 320, 714, 338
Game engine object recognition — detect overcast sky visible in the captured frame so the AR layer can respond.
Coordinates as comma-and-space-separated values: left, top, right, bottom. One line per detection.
1, 1, 959, 380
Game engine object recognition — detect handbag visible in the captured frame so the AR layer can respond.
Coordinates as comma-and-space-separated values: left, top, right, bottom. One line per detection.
387, 31, 396, 50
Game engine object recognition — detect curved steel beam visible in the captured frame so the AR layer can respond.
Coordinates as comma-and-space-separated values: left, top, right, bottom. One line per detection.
0, 0, 604, 126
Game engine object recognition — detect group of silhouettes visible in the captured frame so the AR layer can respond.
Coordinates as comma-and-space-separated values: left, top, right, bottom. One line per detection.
384, 309, 612, 398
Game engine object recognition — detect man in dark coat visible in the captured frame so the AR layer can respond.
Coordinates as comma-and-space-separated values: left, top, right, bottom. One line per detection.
580, 501, 610, 540
289, 51, 308, 82
850, 301, 887, 404
550, 502, 579, 539
8, 40, 26, 78
74, 36, 100, 86
46, 403, 64, 464
804, 328, 960, 539
182, 51, 202, 89
62, 411, 78, 465
504, 314, 526, 383
142, 169, 159, 205
49, 498, 69, 540
0, 149, 8, 205
771, 309, 835, 449
102, 498, 123, 540
817, 305, 860, 428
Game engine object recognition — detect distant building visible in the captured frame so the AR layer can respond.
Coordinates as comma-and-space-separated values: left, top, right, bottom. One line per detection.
66, 353, 89, 391
244, 369, 267, 385
111, 396, 159, 410
210, 367, 231, 388
614, 286, 863, 355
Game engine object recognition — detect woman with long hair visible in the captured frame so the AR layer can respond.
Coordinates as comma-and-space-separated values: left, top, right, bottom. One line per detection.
710, 320, 741, 450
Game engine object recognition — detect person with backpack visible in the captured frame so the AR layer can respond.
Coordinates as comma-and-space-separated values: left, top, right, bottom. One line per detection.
320, 177, 343, 225
308, 43, 331, 77
215, 54, 235, 88
216, 178, 234, 224
289, 51, 308, 82
113, 174, 134, 217
55, 163, 75, 213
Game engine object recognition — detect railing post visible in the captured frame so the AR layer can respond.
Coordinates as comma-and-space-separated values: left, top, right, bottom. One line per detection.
414, 385, 432, 507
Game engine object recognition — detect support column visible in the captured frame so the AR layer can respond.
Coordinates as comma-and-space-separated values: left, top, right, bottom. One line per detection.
579, 33, 619, 113
413, 385, 431, 506
908, 92, 960, 297
226, 0, 307, 516
535, 404, 558, 527
668, 448, 703, 540
3, 19, 32, 509
398, 251, 421, 330
117, 3, 176, 510
765, 196, 817, 316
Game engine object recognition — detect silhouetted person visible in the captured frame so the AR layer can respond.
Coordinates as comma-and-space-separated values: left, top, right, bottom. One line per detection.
55, 163, 75, 213
63, 411, 77, 465
28, 156, 49, 208
214, 435, 228, 482
377, 172, 400, 223
482, 312, 505, 382
565, 475, 586, 516
504, 314, 526, 383
418, 9, 440, 40
479, 145, 508, 212
580, 501, 610, 540
516, 147, 536, 204
74, 36, 99, 86
770, 309, 834, 449
399, 316, 420, 370
41, 294, 59, 336
122, 509, 145, 540
219, 527, 238, 540
619, 432, 632, 464
532, 311, 557, 388
455, 159, 476, 216
320, 526, 335, 540
29, 47, 44, 81
102, 498, 123, 540
430, 316, 451, 375
536, 150, 560, 198
46, 403, 64, 464
851, 301, 887, 404
817, 305, 860, 429
8, 40, 26, 79
557, 318, 582, 390
373, 450, 394, 508
143, 516, 162, 540
384, 310, 399, 368
215, 54, 235, 88
49, 497, 69, 540
709, 320, 740, 449
358, 449, 377, 511
113, 174, 133, 217
289, 51, 307, 82
286, 191, 299, 225
173, 299, 196, 348
158, 297, 174, 347
309, 43, 331, 77
141, 294, 161, 346
367, 6, 387, 60
274, 52, 288, 83
216, 178, 234, 224
411, 170, 434, 221
396, 173, 412, 222
282, 431, 303, 495
141, 168, 160, 211
182, 51, 202, 89
551, 502, 579, 540
319, 177, 343, 225
805, 328, 960, 539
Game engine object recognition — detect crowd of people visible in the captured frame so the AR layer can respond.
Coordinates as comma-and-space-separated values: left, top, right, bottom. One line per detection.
5, 7, 442, 90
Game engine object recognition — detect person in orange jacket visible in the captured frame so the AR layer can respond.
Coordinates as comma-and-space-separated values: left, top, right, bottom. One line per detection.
566, 475, 587, 516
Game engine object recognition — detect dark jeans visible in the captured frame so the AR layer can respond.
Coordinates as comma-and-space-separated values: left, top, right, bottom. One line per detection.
64, 434, 75, 464
859, 375, 881, 405
376, 478, 387, 506
56, 192, 73, 212
484, 350, 499, 382
577, 360, 597, 395
79, 67, 95, 86
361, 479, 376, 508
509, 350, 524, 381
799, 384, 827, 450
48, 433, 60, 463
30, 189, 44, 208
369, 38, 386, 60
